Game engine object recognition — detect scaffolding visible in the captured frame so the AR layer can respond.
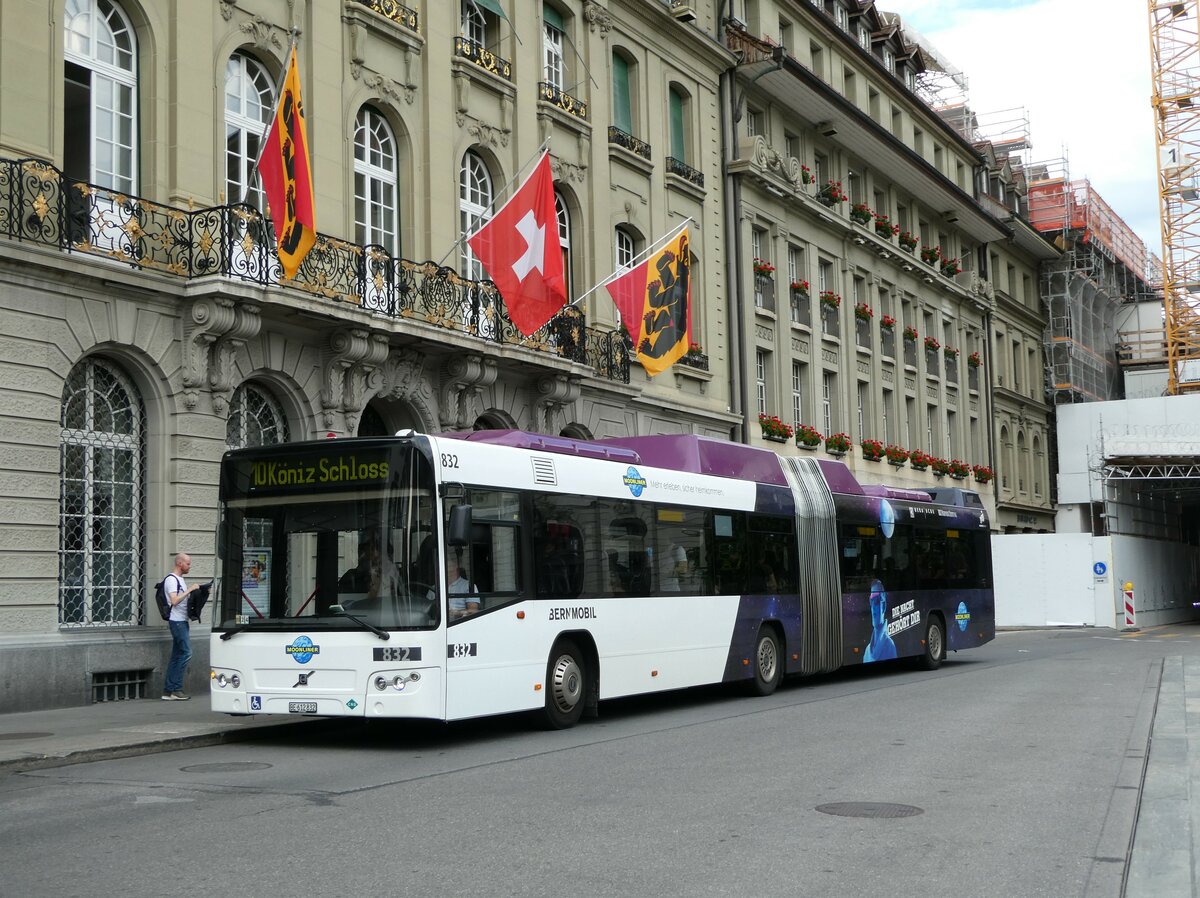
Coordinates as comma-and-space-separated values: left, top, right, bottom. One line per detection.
1149, 0, 1200, 393
1028, 162, 1159, 403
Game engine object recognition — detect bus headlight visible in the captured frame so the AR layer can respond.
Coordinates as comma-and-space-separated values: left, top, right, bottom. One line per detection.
374, 675, 388, 691
392, 675, 407, 691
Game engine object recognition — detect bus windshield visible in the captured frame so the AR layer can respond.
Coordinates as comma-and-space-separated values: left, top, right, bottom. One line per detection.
213, 442, 439, 632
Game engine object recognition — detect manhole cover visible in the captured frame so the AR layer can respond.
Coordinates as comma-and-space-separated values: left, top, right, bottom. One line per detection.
180, 762, 272, 773
0, 732, 53, 741
816, 802, 923, 818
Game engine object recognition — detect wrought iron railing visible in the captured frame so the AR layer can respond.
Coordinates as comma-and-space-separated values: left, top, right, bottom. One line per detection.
539, 82, 588, 120
666, 156, 704, 188
351, 0, 419, 31
0, 156, 628, 383
607, 126, 651, 160
453, 37, 512, 80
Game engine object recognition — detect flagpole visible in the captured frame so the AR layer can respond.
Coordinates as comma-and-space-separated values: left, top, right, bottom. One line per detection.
243, 28, 300, 207
438, 139, 552, 268
566, 217, 693, 309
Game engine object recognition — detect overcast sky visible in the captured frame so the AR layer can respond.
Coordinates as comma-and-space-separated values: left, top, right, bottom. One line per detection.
880, 0, 1162, 259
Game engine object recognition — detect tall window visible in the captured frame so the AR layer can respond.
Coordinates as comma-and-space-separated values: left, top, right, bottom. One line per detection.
756, 351, 767, 415
882, 388, 893, 443
64, 0, 138, 192
926, 405, 937, 452
792, 362, 805, 428
227, 383, 291, 449
459, 151, 493, 280
856, 382, 868, 439
615, 227, 636, 272
946, 409, 957, 457
669, 86, 687, 163
822, 373, 834, 436
59, 357, 144, 627
543, 5, 566, 90
461, 0, 501, 46
225, 52, 275, 209
556, 191, 573, 299
354, 107, 399, 254
612, 51, 633, 134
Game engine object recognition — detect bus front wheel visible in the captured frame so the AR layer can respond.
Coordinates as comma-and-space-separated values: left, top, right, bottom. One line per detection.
746, 626, 782, 696
917, 617, 945, 671
543, 639, 587, 729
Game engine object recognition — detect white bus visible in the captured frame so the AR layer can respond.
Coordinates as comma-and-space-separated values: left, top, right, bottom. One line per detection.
209, 430, 993, 727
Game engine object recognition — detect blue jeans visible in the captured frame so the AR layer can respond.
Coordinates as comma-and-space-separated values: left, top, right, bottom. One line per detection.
165, 619, 192, 693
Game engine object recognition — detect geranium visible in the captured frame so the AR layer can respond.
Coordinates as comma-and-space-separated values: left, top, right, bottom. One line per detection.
790, 279, 810, 293
757, 413, 794, 439
949, 458, 970, 478
825, 432, 852, 453
924, 335, 941, 353
898, 230, 918, 249
860, 438, 884, 460
880, 315, 897, 329
796, 424, 823, 447
941, 257, 962, 277
819, 290, 841, 309
972, 464, 995, 483
884, 444, 910, 464
850, 202, 873, 224
909, 449, 933, 470
920, 244, 942, 264
874, 214, 899, 237
817, 180, 848, 204
687, 341, 704, 355
944, 346, 960, 360
931, 456, 952, 475
903, 325, 919, 341
854, 302, 874, 321
753, 257, 775, 276
967, 351, 982, 368
800, 164, 814, 185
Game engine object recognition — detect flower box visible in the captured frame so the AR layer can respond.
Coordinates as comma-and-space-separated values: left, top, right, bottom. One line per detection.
874, 216, 899, 239
796, 424, 823, 448
861, 438, 884, 461
758, 413, 793, 441
972, 464, 994, 484
898, 232, 918, 251
752, 257, 775, 277
853, 302, 874, 322
825, 432, 852, 455
816, 180, 847, 207
920, 245, 942, 265
850, 203, 873, 225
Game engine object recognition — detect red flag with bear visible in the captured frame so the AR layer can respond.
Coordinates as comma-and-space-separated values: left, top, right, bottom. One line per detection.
466, 152, 567, 336
257, 44, 316, 280
605, 227, 692, 376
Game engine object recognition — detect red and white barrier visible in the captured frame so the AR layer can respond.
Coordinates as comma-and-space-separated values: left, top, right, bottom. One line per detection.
1123, 581, 1136, 628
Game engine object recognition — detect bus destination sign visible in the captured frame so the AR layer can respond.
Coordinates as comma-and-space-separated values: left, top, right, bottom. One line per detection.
232, 450, 391, 495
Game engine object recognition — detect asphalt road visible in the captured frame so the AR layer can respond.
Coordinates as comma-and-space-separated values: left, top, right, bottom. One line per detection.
0, 627, 1188, 898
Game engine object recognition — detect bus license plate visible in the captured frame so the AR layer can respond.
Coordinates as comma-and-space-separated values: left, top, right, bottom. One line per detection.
288, 701, 317, 714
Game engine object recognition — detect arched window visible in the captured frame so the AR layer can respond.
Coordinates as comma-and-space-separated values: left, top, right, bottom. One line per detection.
63, 0, 137, 192
1016, 431, 1028, 496
59, 357, 145, 627
999, 425, 1011, 491
459, 151, 493, 280
556, 191, 572, 299
354, 106, 399, 254
358, 404, 389, 437
1032, 434, 1043, 498
224, 52, 276, 209
227, 383, 291, 449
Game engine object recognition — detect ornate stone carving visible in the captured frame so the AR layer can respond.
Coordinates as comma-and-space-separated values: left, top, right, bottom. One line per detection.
532, 374, 581, 433
321, 329, 390, 433
439, 355, 497, 430
584, 1, 613, 34
465, 118, 510, 148
220, 0, 236, 21
551, 159, 588, 184
181, 297, 262, 415
378, 348, 439, 431
238, 15, 283, 51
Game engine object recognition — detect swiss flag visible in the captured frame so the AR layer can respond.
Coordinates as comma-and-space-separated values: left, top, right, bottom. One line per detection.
467, 152, 567, 336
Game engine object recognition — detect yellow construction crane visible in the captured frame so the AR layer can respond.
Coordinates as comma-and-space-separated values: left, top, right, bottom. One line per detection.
1149, 0, 1200, 394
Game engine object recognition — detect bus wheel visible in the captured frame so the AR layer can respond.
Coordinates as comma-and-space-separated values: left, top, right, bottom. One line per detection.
544, 640, 587, 729
917, 617, 944, 671
747, 627, 782, 696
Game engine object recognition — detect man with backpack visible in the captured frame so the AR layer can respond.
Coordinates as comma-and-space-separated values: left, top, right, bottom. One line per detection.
162, 553, 200, 701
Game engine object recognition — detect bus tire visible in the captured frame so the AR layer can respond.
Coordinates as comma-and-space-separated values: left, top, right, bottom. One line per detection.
917, 617, 944, 671
746, 626, 782, 696
543, 639, 587, 729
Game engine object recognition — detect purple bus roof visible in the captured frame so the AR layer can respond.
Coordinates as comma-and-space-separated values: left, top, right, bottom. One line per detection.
860, 484, 934, 502
599, 434, 789, 485
440, 429, 643, 464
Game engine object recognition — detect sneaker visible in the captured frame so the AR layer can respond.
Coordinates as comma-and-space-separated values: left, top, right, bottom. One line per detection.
170, 691, 191, 701
161, 692, 177, 701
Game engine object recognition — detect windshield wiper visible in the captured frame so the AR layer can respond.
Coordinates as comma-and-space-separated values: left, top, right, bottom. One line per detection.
219, 625, 250, 641
330, 605, 390, 641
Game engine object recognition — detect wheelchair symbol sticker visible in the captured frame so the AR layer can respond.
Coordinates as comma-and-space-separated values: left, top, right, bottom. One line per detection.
250, 695, 262, 711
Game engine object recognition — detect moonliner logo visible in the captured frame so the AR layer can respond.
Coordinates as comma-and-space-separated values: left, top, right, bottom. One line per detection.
623, 466, 647, 497
285, 635, 320, 664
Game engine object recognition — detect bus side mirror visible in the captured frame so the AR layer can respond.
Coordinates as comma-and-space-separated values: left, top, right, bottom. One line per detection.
448, 504, 473, 547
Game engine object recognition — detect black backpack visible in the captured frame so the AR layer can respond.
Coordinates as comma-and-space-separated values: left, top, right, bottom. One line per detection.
152, 578, 171, 621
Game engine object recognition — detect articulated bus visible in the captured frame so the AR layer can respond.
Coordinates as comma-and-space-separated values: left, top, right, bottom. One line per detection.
209, 430, 994, 727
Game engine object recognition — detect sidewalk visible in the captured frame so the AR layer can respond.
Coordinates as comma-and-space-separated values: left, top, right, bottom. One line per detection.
0, 693, 307, 774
